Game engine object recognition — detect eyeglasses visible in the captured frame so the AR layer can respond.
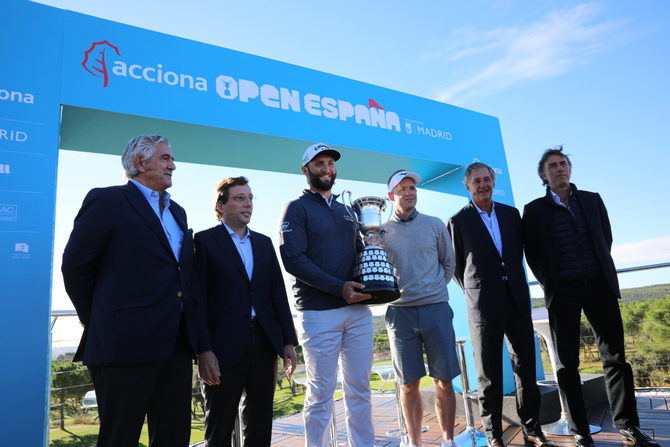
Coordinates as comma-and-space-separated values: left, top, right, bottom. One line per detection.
231, 194, 254, 203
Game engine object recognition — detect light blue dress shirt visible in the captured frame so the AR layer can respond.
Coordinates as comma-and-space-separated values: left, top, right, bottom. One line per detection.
222, 222, 256, 316
130, 179, 184, 261
549, 188, 575, 216
473, 201, 503, 257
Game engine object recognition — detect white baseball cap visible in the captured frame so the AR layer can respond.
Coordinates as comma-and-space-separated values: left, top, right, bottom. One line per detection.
387, 170, 422, 193
302, 143, 341, 166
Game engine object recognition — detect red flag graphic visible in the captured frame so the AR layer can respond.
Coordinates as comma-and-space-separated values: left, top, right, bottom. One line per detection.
82, 40, 121, 88
368, 99, 385, 110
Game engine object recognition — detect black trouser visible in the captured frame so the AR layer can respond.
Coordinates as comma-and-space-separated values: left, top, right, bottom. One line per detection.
469, 286, 542, 439
89, 319, 193, 447
202, 319, 278, 447
548, 276, 638, 435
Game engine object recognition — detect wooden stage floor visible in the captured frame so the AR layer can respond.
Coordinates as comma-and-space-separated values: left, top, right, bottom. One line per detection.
269, 391, 670, 446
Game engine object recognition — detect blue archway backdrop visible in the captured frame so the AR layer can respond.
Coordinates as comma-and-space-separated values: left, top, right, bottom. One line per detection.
0, 1, 540, 445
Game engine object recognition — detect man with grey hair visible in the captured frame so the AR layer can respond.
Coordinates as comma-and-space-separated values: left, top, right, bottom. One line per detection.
447, 162, 551, 447
62, 134, 199, 447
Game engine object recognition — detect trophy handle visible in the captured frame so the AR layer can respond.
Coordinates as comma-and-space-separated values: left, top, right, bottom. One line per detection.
342, 190, 362, 225
383, 197, 395, 224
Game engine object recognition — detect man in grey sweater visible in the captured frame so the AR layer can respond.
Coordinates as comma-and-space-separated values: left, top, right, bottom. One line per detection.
381, 169, 460, 447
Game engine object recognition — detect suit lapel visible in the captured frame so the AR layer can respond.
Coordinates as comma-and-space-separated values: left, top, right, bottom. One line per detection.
178, 228, 193, 264
124, 182, 174, 258
214, 225, 249, 281
249, 231, 261, 282
576, 191, 599, 237
541, 192, 559, 246
170, 201, 187, 232
170, 201, 192, 264
466, 202, 501, 259
495, 204, 511, 259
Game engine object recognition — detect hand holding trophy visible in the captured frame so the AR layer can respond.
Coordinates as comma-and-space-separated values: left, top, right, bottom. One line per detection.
343, 192, 400, 304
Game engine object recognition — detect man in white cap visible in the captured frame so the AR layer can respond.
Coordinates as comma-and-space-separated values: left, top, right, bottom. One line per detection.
382, 169, 459, 447
279, 143, 375, 447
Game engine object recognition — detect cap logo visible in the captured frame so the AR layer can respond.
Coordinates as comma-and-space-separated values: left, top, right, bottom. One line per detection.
388, 170, 421, 192
302, 142, 340, 165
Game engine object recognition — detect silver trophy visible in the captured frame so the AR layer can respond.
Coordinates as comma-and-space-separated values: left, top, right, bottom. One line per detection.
343, 192, 400, 304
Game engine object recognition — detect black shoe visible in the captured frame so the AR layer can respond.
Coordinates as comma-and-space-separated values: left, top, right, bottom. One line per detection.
619, 427, 659, 447
524, 432, 558, 447
574, 434, 594, 447
488, 437, 504, 447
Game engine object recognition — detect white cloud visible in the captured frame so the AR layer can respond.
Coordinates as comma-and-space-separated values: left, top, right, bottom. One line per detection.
612, 235, 670, 268
433, 3, 628, 102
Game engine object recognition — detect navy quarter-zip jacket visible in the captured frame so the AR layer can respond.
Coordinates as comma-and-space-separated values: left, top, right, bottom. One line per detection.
279, 190, 363, 310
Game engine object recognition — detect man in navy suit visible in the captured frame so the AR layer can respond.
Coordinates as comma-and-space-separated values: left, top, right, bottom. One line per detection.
195, 176, 298, 446
62, 134, 199, 447
448, 162, 551, 447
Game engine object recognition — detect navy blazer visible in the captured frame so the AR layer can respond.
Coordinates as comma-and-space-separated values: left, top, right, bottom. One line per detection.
194, 225, 298, 366
522, 186, 620, 307
62, 182, 199, 366
447, 201, 532, 323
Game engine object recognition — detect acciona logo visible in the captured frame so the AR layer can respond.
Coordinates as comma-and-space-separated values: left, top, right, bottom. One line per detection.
0, 88, 34, 104
82, 41, 121, 88
82, 41, 207, 90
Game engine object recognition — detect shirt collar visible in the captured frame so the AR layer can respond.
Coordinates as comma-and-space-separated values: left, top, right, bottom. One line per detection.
392, 209, 419, 223
548, 187, 573, 208
130, 179, 171, 204
549, 189, 563, 206
222, 221, 250, 240
472, 200, 495, 216
304, 189, 336, 206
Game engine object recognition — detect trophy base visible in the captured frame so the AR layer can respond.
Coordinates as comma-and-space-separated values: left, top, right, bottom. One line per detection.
353, 246, 399, 305
358, 283, 400, 305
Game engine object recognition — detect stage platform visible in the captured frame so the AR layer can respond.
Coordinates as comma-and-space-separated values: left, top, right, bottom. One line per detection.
420, 373, 608, 426
260, 389, 670, 446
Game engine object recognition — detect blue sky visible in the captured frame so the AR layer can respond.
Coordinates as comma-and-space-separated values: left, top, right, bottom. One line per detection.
39, 0, 669, 245
41, 0, 670, 343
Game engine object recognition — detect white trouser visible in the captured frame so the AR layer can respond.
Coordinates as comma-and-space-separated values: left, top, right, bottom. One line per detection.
298, 304, 375, 447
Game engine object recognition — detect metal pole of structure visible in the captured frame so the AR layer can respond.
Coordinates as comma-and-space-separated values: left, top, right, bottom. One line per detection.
232, 394, 244, 447
453, 339, 488, 447
384, 373, 429, 445
387, 380, 410, 446
534, 324, 601, 436
330, 400, 339, 447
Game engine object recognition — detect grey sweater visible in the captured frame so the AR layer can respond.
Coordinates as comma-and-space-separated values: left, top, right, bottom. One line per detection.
382, 211, 455, 307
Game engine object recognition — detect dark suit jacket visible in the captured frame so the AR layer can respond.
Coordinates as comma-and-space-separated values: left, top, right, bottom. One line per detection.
62, 181, 199, 366
522, 185, 620, 307
447, 201, 531, 323
194, 225, 298, 366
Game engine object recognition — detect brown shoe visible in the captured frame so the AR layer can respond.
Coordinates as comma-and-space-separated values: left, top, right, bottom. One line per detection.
524, 433, 558, 447
488, 437, 504, 447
